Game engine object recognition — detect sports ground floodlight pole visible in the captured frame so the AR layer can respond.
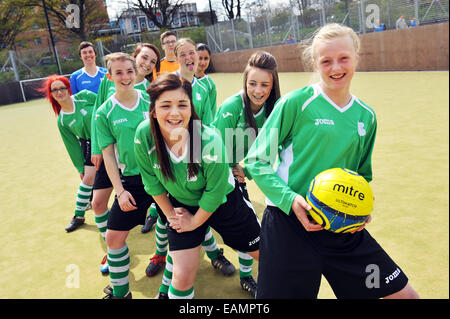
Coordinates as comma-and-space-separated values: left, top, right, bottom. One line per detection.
42, 0, 62, 75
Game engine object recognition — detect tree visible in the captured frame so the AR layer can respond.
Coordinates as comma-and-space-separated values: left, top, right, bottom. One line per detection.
291, 0, 309, 27
129, 0, 186, 30
21, 0, 109, 41
221, 0, 245, 20
0, 0, 32, 48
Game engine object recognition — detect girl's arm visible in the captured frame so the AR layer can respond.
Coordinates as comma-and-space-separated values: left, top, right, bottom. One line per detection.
58, 121, 85, 175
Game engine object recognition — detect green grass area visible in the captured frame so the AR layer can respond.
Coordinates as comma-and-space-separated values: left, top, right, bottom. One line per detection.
0, 71, 448, 299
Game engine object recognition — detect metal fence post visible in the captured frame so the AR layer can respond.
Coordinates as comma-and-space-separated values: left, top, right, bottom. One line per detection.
387, 0, 392, 29
360, 0, 366, 33
415, 0, 420, 22
9, 50, 19, 82
321, 0, 327, 26
217, 22, 223, 52
97, 39, 106, 68
266, 14, 272, 46
246, 18, 253, 49
231, 19, 238, 50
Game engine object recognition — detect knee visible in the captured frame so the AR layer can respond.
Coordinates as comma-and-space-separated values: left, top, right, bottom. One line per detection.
172, 275, 194, 291
92, 199, 106, 214
105, 231, 124, 250
83, 173, 95, 186
92, 194, 109, 213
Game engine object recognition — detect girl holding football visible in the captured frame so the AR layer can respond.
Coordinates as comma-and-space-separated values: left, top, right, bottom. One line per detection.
245, 23, 419, 299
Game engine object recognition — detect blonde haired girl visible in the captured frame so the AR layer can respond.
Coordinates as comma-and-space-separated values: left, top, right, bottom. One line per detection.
245, 23, 419, 299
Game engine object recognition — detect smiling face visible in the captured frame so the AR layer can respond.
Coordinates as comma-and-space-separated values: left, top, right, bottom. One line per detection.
110, 59, 136, 92
245, 67, 273, 111
314, 35, 359, 95
50, 80, 70, 103
176, 42, 199, 76
80, 46, 96, 67
196, 50, 210, 75
135, 46, 158, 77
153, 88, 192, 144
162, 35, 177, 58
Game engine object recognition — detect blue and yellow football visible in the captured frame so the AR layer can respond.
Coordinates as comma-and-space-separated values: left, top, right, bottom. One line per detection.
306, 168, 374, 233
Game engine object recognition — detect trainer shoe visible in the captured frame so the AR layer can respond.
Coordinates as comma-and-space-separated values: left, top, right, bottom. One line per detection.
100, 255, 109, 275
103, 285, 113, 295
240, 276, 257, 298
145, 254, 166, 277
211, 248, 236, 276
155, 292, 169, 299
65, 216, 85, 232
103, 291, 132, 299
141, 214, 158, 233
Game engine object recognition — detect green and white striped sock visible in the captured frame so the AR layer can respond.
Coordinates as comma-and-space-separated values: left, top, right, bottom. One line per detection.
107, 244, 130, 297
74, 182, 93, 217
94, 209, 109, 240
238, 251, 254, 278
159, 252, 173, 295
154, 216, 168, 257
202, 226, 219, 260
168, 284, 194, 299
148, 203, 158, 217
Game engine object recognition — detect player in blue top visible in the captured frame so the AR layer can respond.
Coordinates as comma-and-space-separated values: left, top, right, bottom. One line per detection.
245, 23, 419, 299
70, 42, 107, 94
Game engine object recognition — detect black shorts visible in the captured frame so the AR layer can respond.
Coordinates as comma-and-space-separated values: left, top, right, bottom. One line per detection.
164, 183, 261, 253
238, 181, 250, 201
107, 175, 154, 231
93, 161, 113, 190
79, 138, 94, 167
256, 206, 409, 299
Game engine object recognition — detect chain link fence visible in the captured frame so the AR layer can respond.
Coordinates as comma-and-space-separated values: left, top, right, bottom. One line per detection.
206, 0, 449, 53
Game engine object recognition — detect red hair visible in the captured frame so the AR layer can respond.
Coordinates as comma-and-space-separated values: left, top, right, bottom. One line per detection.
39, 75, 72, 116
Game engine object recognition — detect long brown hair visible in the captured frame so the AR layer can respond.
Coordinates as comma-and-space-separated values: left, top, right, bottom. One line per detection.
147, 73, 200, 182
242, 51, 280, 134
133, 43, 161, 83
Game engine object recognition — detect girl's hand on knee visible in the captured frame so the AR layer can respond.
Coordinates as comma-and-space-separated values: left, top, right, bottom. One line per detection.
169, 207, 194, 233
117, 190, 137, 212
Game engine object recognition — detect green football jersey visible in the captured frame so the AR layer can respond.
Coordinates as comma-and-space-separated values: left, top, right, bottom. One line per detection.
134, 119, 235, 213
245, 84, 377, 215
57, 89, 97, 174
91, 75, 151, 155
95, 89, 150, 176
174, 71, 213, 125
196, 74, 217, 118
212, 91, 267, 179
